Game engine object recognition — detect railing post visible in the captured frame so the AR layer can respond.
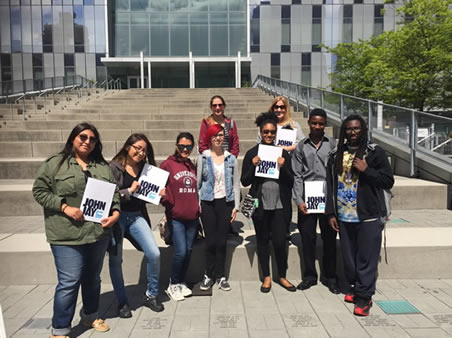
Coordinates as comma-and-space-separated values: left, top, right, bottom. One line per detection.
320, 90, 324, 109
368, 100, 372, 137
22, 95, 26, 120
340, 94, 344, 121
306, 87, 311, 114
409, 110, 417, 177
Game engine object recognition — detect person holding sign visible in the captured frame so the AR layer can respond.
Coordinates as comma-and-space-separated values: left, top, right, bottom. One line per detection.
257, 96, 305, 154
241, 112, 296, 293
197, 124, 240, 292
108, 134, 165, 318
198, 95, 239, 157
32, 123, 120, 338
326, 115, 394, 316
160, 132, 201, 301
291, 108, 340, 294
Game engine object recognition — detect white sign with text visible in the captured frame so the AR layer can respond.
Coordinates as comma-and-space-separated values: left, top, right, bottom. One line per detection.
133, 164, 169, 205
80, 177, 116, 223
255, 144, 283, 179
276, 126, 297, 147
304, 181, 326, 213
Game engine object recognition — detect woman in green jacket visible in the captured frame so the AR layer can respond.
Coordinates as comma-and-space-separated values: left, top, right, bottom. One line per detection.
32, 122, 120, 338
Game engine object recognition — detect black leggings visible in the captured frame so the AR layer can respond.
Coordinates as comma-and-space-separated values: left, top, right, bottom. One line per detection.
200, 198, 233, 279
252, 209, 288, 278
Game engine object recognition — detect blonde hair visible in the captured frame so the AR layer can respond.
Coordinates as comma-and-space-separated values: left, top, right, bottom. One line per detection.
267, 96, 295, 127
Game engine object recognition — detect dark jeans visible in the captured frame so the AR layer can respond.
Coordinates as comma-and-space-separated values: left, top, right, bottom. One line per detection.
50, 237, 109, 336
201, 198, 233, 279
298, 213, 337, 282
170, 218, 199, 284
252, 209, 288, 278
339, 219, 384, 299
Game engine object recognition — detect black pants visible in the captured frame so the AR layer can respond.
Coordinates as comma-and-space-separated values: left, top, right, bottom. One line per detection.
339, 219, 384, 299
200, 198, 233, 279
252, 209, 287, 278
298, 213, 337, 282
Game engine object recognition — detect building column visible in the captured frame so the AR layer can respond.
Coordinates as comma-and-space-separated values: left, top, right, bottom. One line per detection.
140, 51, 144, 89
147, 61, 151, 88
189, 51, 195, 88
236, 51, 241, 88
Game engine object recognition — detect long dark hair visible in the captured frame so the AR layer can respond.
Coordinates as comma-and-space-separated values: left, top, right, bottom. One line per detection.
335, 114, 369, 175
174, 132, 195, 156
112, 133, 156, 168
57, 122, 105, 171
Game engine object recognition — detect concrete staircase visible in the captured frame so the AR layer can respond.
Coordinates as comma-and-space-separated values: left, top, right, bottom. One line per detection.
0, 88, 450, 286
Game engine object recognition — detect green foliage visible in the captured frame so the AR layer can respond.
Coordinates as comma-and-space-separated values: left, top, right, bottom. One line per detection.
327, 0, 452, 112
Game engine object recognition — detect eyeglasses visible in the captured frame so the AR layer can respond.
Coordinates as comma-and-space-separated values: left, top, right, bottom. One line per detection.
212, 134, 225, 139
177, 144, 194, 151
78, 134, 98, 144
345, 127, 362, 133
273, 104, 286, 110
262, 129, 277, 135
211, 103, 224, 108
130, 144, 146, 154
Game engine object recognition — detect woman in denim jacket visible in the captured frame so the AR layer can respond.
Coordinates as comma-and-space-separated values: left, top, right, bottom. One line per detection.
197, 124, 240, 291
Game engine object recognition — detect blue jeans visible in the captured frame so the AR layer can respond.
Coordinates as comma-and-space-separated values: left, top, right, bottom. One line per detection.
170, 219, 199, 284
109, 211, 160, 305
50, 237, 109, 336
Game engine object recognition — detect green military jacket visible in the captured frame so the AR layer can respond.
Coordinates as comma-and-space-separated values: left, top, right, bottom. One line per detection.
32, 154, 120, 245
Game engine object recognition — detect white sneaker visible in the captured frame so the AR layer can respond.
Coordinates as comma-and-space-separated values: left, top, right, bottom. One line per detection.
166, 284, 184, 301
218, 277, 231, 291
179, 283, 193, 297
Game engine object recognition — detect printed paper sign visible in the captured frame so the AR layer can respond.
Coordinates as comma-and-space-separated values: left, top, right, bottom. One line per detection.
276, 127, 297, 147
305, 181, 326, 213
133, 164, 169, 205
80, 177, 116, 223
255, 144, 283, 179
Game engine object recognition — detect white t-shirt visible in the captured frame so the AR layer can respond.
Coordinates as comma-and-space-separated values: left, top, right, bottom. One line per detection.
213, 162, 226, 199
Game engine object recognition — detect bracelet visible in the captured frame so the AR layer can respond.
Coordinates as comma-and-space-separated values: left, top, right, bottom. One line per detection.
62, 204, 68, 212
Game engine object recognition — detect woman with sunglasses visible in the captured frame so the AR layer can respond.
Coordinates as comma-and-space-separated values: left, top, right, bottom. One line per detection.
198, 95, 239, 157
241, 112, 296, 293
32, 122, 120, 338
257, 96, 305, 154
160, 132, 200, 301
197, 124, 240, 292
108, 134, 164, 318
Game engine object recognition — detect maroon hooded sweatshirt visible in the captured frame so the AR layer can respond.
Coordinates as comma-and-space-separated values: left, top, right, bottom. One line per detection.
160, 154, 200, 221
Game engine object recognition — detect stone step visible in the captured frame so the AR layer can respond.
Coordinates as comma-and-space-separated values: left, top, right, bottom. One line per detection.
0, 209, 451, 284
0, 176, 447, 217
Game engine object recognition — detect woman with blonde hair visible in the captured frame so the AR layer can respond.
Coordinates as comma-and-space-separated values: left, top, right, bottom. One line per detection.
257, 96, 305, 153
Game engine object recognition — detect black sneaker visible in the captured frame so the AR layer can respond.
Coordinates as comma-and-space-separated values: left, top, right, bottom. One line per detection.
200, 274, 216, 291
144, 294, 164, 312
118, 303, 132, 318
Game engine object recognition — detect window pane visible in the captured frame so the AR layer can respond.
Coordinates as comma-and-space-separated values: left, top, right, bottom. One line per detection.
151, 25, 169, 56
11, 6, 22, 52
190, 24, 208, 56
170, 25, 188, 56
32, 6, 42, 53
115, 24, 130, 56
210, 25, 228, 56
131, 25, 149, 55
230, 24, 246, 56
95, 5, 106, 52
84, 6, 95, 52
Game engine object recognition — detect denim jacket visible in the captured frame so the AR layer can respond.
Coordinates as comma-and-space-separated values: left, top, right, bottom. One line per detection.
197, 150, 240, 210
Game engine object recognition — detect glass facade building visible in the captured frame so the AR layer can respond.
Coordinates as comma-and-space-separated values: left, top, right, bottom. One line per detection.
0, 0, 400, 93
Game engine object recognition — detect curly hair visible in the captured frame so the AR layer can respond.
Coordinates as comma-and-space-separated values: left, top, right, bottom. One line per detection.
255, 111, 279, 131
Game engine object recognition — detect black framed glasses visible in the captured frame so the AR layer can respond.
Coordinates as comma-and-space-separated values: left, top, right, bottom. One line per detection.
177, 144, 194, 151
212, 133, 225, 139
345, 127, 362, 133
130, 144, 146, 154
78, 134, 98, 144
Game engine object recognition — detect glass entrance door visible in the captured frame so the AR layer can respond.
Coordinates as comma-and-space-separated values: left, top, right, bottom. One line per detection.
127, 76, 148, 88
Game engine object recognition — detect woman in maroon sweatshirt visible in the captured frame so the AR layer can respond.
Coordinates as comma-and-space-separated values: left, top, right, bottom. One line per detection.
160, 132, 200, 302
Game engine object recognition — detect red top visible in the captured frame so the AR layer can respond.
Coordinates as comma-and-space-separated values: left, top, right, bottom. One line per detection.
198, 117, 240, 157
160, 155, 200, 221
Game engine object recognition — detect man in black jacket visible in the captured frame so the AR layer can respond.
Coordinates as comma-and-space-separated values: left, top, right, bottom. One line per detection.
326, 114, 394, 316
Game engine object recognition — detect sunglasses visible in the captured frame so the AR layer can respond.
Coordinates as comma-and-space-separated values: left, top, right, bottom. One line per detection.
262, 129, 277, 135
273, 104, 286, 110
177, 144, 194, 151
78, 134, 98, 144
211, 103, 224, 108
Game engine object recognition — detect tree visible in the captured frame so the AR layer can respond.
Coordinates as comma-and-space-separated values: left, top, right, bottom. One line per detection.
327, 0, 452, 112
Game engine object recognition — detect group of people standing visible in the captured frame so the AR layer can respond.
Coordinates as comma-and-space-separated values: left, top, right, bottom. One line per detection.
32, 94, 393, 338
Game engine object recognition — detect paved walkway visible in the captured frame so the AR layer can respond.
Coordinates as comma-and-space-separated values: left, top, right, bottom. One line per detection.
3, 279, 452, 337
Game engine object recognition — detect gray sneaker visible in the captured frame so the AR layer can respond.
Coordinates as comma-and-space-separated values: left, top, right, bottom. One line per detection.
218, 277, 231, 291
200, 274, 215, 291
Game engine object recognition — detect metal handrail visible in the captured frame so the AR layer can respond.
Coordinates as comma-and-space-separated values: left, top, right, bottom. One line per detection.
253, 74, 452, 180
